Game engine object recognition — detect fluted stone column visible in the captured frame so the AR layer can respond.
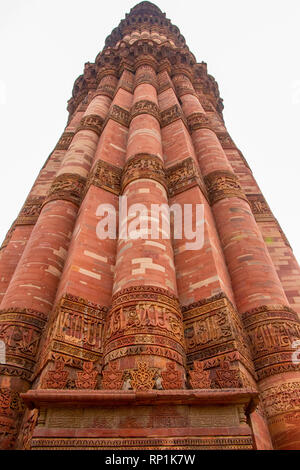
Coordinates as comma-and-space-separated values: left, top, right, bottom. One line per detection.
102, 61, 186, 390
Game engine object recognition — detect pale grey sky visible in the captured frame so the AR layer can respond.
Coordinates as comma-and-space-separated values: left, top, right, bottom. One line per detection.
1, 0, 300, 263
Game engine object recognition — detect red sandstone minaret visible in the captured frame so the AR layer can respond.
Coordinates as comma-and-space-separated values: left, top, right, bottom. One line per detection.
0, 1, 300, 450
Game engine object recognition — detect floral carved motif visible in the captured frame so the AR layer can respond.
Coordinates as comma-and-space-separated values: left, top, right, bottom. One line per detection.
189, 361, 211, 389
129, 361, 156, 391
215, 360, 242, 388
43, 359, 69, 389
101, 362, 124, 390
75, 362, 98, 390
161, 362, 184, 390
122, 154, 166, 193
204, 170, 248, 205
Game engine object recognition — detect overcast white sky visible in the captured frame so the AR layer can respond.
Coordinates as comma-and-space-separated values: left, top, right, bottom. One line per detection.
0, 0, 300, 263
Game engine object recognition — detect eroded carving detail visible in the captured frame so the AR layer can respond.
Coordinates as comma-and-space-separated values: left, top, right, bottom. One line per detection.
204, 170, 248, 205
122, 153, 166, 192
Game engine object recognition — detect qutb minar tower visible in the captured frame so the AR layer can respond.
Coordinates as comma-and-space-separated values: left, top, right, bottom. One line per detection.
1, 1, 300, 450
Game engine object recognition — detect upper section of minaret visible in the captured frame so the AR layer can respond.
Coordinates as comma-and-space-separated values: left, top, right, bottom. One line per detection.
104, 1, 187, 49
66, 2, 224, 121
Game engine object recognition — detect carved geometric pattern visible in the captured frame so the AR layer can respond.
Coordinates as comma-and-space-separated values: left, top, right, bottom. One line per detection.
45, 173, 87, 207
101, 362, 124, 390
189, 361, 211, 389
15, 196, 44, 226
122, 153, 166, 193
130, 100, 160, 124
166, 157, 207, 198
75, 362, 98, 390
129, 361, 156, 391
54, 131, 75, 151
43, 359, 69, 389
87, 159, 122, 195
161, 362, 185, 390
242, 305, 300, 379
76, 114, 104, 136
204, 170, 249, 205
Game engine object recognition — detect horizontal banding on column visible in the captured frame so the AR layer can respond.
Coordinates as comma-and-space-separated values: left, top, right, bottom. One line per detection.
187, 112, 215, 133
76, 114, 104, 136
204, 170, 249, 205
121, 153, 166, 193
44, 173, 87, 207
54, 132, 75, 151
241, 304, 300, 379
86, 160, 122, 196
166, 157, 207, 198
130, 100, 160, 124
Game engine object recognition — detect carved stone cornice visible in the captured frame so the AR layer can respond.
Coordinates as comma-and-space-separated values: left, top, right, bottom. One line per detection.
15, 196, 44, 226
87, 160, 122, 196
204, 170, 249, 205
54, 132, 75, 151
241, 305, 300, 380
187, 112, 215, 133
121, 153, 166, 193
160, 104, 187, 128
105, 104, 130, 128
44, 173, 87, 207
76, 114, 104, 136
166, 157, 207, 199
130, 100, 160, 123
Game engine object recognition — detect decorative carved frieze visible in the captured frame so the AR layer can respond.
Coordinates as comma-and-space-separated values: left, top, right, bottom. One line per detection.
130, 100, 160, 123
161, 362, 185, 390
204, 170, 248, 205
75, 362, 98, 390
261, 381, 300, 418
134, 64, 158, 90
45, 173, 87, 207
55, 132, 75, 151
246, 194, 273, 221
216, 132, 235, 149
160, 104, 187, 128
76, 114, 104, 136
166, 157, 207, 198
183, 293, 254, 376
87, 159, 122, 195
187, 112, 215, 133
106, 104, 130, 128
0, 308, 47, 375
121, 153, 166, 193
215, 360, 242, 388
242, 305, 300, 379
103, 286, 185, 366
16, 196, 44, 226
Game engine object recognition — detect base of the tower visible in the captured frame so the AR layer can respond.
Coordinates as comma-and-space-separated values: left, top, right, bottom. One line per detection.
21, 389, 259, 450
